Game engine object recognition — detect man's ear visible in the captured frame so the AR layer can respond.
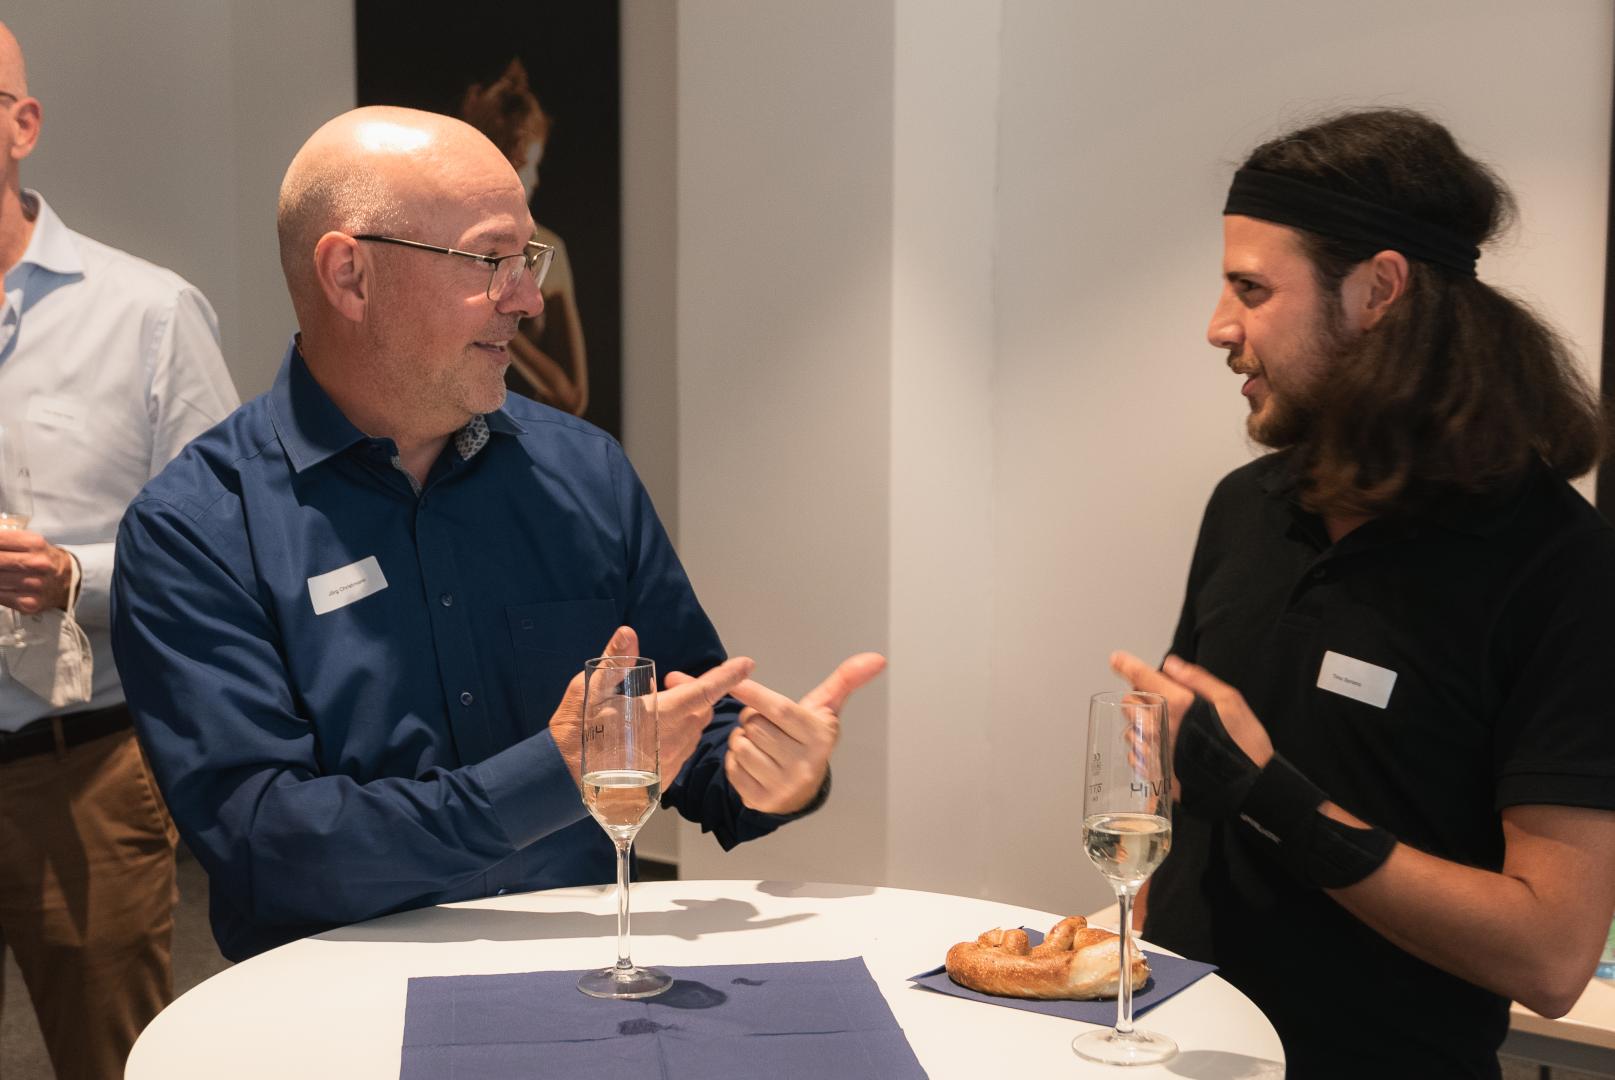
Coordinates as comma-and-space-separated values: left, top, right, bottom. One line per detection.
1343, 249, 1409, 331
6, 97, 41, 163
313, 231, 369, 322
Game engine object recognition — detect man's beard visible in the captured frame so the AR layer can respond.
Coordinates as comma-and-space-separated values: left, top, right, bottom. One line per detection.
1245, 306, 1351, 450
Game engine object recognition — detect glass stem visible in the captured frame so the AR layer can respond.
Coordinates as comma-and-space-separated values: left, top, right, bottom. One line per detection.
1114, 884, 1135, 1036
614, 837, 633, 973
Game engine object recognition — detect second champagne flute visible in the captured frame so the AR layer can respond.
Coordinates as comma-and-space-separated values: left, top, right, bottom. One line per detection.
1073, 689, 1176, 1066
576, 655, 672, 999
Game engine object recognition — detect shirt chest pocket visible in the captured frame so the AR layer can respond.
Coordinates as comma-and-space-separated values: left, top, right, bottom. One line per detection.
505, 599, 622, 730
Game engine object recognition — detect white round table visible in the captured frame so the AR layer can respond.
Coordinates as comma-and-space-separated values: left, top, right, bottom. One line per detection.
128, 880, 1284, 1078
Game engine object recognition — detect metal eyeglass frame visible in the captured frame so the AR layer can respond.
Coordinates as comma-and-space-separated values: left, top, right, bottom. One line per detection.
352, 234, 555, 300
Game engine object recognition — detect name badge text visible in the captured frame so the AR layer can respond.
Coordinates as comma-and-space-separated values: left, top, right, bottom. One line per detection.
27, 395, 86, 432
307, 556, 388, 615
1316, 650, 1396, 710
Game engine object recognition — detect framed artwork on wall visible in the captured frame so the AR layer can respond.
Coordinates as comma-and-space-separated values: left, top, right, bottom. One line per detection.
355, 0, 623, 438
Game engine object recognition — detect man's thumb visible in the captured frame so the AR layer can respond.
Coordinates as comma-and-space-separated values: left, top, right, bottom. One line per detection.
601, 625, 640, 658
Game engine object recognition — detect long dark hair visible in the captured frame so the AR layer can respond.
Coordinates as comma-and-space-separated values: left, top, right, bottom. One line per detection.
1242, 108, 1604, 516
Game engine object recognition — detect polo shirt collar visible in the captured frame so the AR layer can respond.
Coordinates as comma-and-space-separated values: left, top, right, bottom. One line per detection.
1255, 447, 1534, 539
1412, 466, 1535, 538
6, 191, 83, 284
268, 338, 526, 474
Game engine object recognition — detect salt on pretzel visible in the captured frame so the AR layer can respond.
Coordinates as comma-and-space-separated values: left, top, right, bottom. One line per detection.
943, 916, 1149, 1000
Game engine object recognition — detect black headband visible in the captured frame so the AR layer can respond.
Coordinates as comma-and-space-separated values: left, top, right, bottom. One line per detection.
1224, 168, 1480, 277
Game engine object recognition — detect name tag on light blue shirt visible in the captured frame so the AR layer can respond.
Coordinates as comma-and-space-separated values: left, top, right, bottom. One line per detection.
307, 556, 388, 615
1316, 650, 1397, 709
27, 394, 86, 432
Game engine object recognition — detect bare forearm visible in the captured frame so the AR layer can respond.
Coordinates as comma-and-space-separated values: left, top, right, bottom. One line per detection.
1330, 848, 1570, 1013
1324, 802, 1614, 1017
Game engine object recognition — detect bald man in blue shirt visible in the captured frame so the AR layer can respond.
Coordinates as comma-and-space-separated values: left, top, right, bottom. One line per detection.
110, 106, 883, 961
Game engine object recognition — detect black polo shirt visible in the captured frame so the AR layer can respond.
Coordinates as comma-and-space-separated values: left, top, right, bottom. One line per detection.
1144, 451, 1615, 1079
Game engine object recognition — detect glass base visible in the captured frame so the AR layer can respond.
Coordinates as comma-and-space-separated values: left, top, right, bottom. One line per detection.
577, 965, 673, 1000
1072, 1027, 1177, 1066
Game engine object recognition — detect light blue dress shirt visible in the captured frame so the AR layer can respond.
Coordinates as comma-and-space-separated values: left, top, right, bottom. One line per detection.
0, 191, 238, 730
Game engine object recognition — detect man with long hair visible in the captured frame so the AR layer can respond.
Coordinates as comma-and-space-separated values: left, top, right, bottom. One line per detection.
1112, 109, 1615, 1077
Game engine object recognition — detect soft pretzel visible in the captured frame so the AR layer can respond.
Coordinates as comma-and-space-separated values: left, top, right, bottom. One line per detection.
943, 916, 1149, 1000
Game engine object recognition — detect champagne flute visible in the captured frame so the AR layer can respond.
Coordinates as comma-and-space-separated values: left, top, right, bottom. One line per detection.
576, 655, 672, 999
1073, 689, 1177, 1066
0, 423, 37, 648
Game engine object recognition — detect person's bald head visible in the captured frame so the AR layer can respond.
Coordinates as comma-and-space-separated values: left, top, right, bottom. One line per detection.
275, 105, 521, 317
276, 106, 539, 442
0, 22, 27, 98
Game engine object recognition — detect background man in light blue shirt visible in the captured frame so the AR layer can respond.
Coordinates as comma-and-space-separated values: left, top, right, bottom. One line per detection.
0, 20, 238, 1079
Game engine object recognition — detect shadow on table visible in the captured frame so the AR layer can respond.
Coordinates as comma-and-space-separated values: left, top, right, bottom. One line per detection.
756, 881, 876, 900
313, 896, 815, 946
1165, 1049, 1285, 1079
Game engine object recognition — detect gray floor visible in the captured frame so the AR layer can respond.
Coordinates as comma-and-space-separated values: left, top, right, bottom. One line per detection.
0, 853, 1603, 1079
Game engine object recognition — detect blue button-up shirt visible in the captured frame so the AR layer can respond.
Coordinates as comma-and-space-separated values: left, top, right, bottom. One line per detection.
112, 343, 781, 960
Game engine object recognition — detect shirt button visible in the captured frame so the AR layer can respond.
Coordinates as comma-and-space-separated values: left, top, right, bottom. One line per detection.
460, 691, 474, 706
439, 592, 454, 607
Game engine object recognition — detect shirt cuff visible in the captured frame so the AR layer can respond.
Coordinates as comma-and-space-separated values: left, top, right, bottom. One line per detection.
464, 729, 589, 849
55, 540, 112, 626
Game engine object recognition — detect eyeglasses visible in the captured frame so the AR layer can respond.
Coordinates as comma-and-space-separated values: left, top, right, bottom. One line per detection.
352, 235, 554, 301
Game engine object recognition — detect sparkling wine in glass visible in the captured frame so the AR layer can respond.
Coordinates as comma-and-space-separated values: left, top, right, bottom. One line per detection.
576, 655, 672, 999
0, 423, 36, 648
1073, 689, 1177, 1066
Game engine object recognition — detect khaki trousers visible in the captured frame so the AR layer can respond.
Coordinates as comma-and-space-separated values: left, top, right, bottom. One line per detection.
0, 728, 178, 1080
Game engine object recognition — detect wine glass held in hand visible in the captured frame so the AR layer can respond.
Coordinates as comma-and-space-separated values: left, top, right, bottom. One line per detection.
1074, 689, 1177, 1066
0, 423, 38, 649
577, 655, 672, 1000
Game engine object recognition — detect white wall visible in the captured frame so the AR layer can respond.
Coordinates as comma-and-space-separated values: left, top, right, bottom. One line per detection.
885, 0, 1001, 898
672, 0, 894, 884
6, 1, 354, 400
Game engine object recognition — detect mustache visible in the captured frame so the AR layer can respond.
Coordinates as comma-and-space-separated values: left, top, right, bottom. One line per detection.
1225, 350, 1260, 378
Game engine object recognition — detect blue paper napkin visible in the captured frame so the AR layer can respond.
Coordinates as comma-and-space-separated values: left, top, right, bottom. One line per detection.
909, 928, 1217, 1023
400, 957, 928, 1079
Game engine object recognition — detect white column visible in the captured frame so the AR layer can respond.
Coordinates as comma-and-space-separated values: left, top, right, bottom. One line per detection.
673, 0, 895, 884
884, 0, 1002, 898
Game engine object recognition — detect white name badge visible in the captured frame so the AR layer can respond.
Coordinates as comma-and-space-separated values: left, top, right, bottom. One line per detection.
307, 556, 388, 615
26, 395, 86, 432
1316, 650, 1397, 710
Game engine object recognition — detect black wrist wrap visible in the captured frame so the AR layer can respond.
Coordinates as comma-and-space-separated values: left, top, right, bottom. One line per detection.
1172, 695, 1260, 816
1174, 696, 1396, 889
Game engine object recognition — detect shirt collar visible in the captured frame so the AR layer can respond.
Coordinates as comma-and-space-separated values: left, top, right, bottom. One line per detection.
1410, 465, 1536, 538
8, 191, 85, 281
269, 340, 367, 473
1256, 447, 1533, 539
268, 338, 526, 474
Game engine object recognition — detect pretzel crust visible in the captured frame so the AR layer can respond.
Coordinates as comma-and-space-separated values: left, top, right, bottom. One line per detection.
943, 916, 1150, 1000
